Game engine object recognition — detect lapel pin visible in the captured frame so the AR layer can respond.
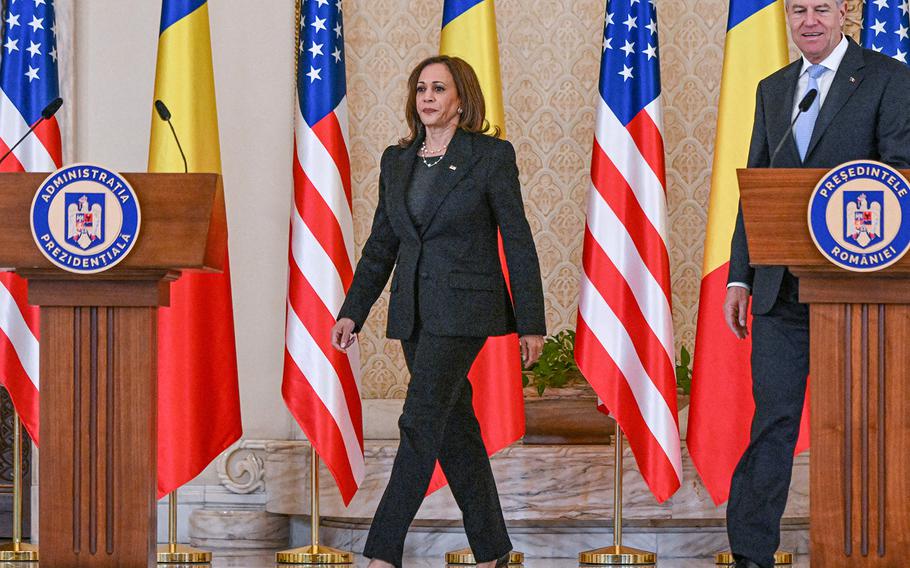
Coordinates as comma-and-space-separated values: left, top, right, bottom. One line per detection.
849, 76, 856, 83
449, 164, 457, 171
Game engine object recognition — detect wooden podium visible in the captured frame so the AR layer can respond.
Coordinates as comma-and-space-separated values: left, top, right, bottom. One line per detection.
0, 172, 226, 568
739, 168, 910, 567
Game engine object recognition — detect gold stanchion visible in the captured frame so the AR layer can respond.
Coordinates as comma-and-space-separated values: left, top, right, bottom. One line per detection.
444, 548, 524, 566
715, 551, 794, 565
0, 413, 37, 561
578, 425, 655, 566
156, 491, 212, 563
276, 447, 353, 564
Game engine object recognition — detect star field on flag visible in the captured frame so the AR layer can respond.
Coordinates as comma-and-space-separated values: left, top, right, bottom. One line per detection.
601, 0, 660, 124
299, 0, 346, 126
862, 0, 910, 63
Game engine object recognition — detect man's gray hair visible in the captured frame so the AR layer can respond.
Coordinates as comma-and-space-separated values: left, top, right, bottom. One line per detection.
784, 0, 846, 7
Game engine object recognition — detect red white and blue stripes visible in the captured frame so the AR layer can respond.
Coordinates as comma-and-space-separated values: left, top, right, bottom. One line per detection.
0, 0, 63, 443
283, 0, 364, 505
575, 0, 681, 502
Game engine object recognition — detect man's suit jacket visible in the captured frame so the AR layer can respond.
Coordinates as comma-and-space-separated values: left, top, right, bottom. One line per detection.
729, 38, 910, 315
338, 128, 547, 340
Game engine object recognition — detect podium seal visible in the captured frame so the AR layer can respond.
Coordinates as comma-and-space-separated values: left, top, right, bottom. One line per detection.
808, 160, 910, 272
30, 164, 141, 274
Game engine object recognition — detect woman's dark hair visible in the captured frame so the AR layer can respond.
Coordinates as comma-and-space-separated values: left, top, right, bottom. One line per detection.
399, 55, 500, 147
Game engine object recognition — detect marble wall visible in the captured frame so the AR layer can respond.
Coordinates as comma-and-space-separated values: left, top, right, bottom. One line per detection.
153, 438, 808, 558
347, 0, 866, 399
264, 440, 810, 558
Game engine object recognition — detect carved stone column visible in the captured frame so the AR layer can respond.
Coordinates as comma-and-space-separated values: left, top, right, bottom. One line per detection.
187, 440, 289, 552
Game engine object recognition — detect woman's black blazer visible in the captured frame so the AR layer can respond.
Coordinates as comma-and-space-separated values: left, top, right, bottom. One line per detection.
337, 128, 546, 340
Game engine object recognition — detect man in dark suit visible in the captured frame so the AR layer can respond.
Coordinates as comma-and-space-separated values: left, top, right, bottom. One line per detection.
723, 0, 910, 566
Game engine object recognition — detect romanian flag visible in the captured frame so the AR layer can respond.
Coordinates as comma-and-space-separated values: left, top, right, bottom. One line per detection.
428, 0, 525, 493
688, 0, 808, 504
440, 1, 505, 128
149, 0, 242, 498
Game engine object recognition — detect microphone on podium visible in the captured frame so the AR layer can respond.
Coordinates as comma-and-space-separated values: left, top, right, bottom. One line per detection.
769, 88, 817, 167
154, 99, 189, 174
0, 97, 63, 168
41, 97, 64, 119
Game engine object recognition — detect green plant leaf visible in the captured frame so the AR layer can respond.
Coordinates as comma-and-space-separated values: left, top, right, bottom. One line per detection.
551, 372, 569, 388
675, 344, 693, 395
675, 366, 687, 386
680, 345, 691, 366
524, 328, 588, 395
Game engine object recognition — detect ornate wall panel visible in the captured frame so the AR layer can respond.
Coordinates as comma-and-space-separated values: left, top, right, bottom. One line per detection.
347, 0, 867, 398
845, 0, 864, 40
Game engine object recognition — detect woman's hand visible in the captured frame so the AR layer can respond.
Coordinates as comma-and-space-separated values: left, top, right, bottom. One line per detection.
331, 318, 357, 352
519, 335, 544, 367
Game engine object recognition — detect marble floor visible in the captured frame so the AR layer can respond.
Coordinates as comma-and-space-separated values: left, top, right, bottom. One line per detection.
0, 554, 813, 567
192, 553, 812, 567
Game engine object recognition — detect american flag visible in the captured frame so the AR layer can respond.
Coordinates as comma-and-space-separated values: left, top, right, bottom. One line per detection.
574, 0, 681, 502
282, 0, 364, 505
0, 0, 63, 443
861, 0, 910, 62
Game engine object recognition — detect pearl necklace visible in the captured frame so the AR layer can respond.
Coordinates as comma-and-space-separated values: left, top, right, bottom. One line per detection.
419, 141, 447, 168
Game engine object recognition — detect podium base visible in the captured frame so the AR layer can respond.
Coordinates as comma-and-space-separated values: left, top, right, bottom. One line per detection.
445, 547, 524, 565
579, 545, 656, 565
0, 542, 38, 562
715, 551, 793, 565
276, 545, 353, 564
156, 543, 212, 563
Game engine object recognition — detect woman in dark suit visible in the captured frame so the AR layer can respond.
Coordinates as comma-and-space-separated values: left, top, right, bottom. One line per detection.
330, 55, 546, 568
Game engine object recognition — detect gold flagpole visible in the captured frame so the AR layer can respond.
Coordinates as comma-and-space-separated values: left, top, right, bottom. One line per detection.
276, 447, 353, 564
156, 489, 212, 563
714, 551, 793, 566
445, 549, 524, 566
0, 412, 38, 561
578, 422, 656, 565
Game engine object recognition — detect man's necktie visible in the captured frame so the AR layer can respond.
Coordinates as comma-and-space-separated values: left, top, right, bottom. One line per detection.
794, 64, 826, 161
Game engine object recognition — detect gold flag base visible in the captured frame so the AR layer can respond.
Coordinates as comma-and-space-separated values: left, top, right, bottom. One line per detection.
0, 542, 38, 562
156, 543, 212, 563
715, 551, 793, 565
579, 545, 656, 565
276, 544, 353, 564
444, 547, 524, 565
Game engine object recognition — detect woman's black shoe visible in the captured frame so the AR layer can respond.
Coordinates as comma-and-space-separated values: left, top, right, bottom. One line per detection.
734, 556, 765, 568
